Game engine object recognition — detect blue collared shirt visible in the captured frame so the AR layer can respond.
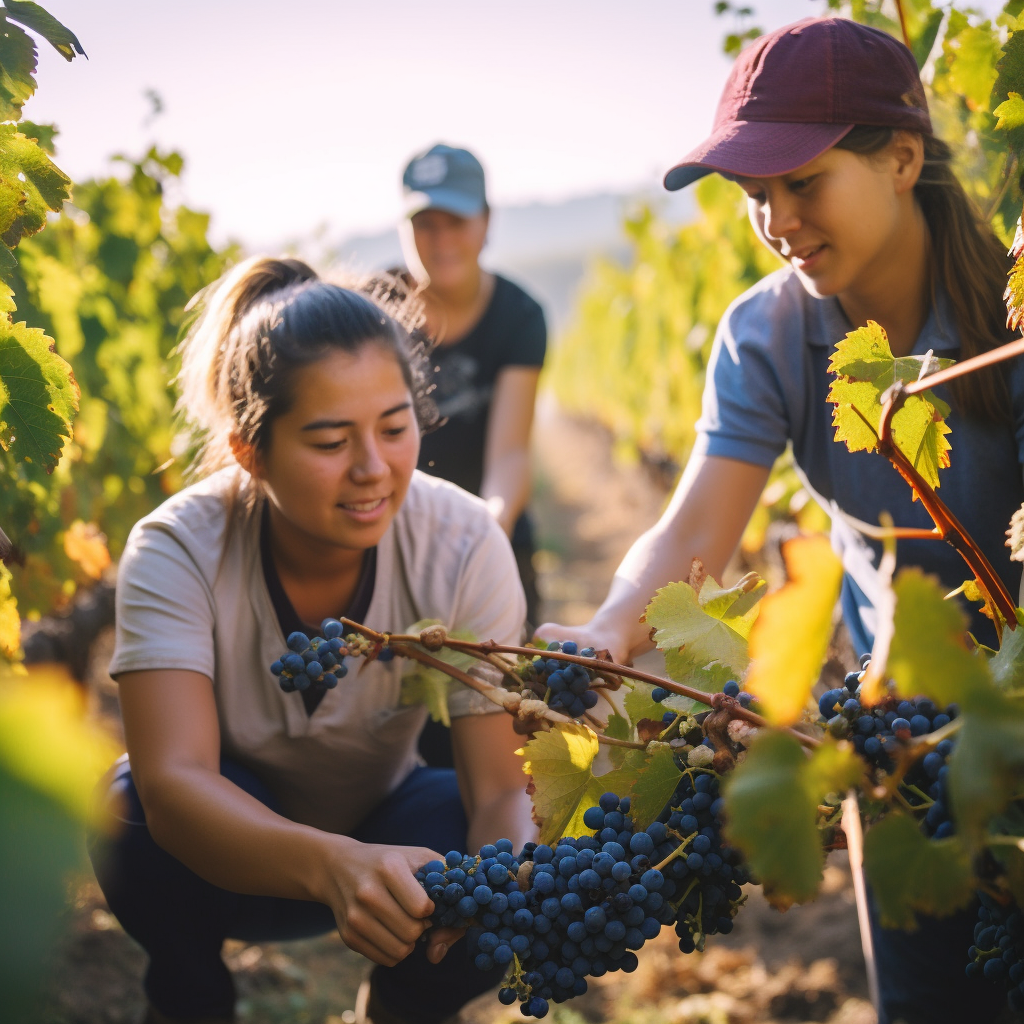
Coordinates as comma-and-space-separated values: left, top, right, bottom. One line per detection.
698, 267, 1024, 653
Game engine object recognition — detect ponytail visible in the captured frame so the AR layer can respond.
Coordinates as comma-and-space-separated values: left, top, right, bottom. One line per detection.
837, 127, 1012, 423
176, 255, 437, 481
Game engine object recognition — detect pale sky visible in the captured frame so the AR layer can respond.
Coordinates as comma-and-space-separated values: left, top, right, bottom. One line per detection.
26, 1, 1008, 248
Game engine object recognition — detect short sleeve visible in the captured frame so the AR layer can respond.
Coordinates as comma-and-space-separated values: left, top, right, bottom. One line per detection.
109, 518, 217, 678
696, 298, 791, 469
445, 517, 527, 718
497, 284, 547, 370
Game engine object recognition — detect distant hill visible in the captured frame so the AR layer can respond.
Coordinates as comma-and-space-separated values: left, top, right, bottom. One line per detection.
327, 189, 694, 333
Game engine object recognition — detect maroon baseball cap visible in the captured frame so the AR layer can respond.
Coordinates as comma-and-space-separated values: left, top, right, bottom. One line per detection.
664, 17, 932, 191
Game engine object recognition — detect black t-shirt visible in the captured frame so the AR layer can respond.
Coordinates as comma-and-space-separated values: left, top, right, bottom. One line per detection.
418, 274, 546, 497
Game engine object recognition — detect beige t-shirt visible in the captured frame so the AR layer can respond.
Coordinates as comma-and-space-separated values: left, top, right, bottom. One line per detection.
110, 468, 526, 834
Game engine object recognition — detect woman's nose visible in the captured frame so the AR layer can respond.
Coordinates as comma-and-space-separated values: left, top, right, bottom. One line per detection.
350, 436, 387, 481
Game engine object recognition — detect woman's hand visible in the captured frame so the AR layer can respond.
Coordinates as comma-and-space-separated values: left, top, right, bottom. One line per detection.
533, 619, 633, 667
320, 838, 455, 967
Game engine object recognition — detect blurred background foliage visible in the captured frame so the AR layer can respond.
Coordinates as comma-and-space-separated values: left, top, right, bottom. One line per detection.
3, 144, 236, 614
550, 0, 1024, 553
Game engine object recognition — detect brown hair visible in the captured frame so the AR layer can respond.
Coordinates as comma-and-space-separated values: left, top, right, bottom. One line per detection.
176, 256, 439, 480
836, 127, 1012, 422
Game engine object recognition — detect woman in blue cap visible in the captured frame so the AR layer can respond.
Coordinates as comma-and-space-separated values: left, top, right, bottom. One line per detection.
540, 17, 1024, 1024
401, 144, 547, 628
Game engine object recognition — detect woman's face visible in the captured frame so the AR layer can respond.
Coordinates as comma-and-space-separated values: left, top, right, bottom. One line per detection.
734, 140, 921, 301
410, 208, 488, 291
255, 344, 420, 552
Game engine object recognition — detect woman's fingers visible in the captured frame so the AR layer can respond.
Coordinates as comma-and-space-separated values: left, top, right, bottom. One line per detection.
426, 924, 466, 963
384, 850, 437, 919
341, 899, 424, 964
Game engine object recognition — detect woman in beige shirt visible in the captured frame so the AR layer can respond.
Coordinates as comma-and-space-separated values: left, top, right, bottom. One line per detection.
89, 256, 535, 1024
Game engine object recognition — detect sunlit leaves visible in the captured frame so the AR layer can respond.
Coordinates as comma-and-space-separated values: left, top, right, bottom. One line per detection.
0, 665, 118, 818
1006, 241, 1024, 333
0, 562, 18, 659
724, 733, 861, 906
2, 2, 84, 61
946, 22, 1001, 110
0, 18, 36, 121
887, 568, 994, 708
623, 684, 663, 730
827, 322, 953, 492
863, 814, 973, 930
745, 536, 843, 726
0, 312, 76, 469
643, 571, 765, 684
0, 125, 71, 256
62, 520, 109, 580
518, 722, 600, 845
598, 743, 682, 831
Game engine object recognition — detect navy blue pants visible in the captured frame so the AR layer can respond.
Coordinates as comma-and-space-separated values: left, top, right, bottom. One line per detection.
870, 892, 1012, 1024
88, 758, 501, 1023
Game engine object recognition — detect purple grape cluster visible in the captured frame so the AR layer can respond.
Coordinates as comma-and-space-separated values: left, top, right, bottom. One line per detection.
968, 893, 1024, 1010
415, 782, 750, 1018
270, 619, 351, 693
518, 641, 600, 719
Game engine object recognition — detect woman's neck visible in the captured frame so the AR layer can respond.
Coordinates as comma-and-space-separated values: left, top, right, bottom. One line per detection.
266, 502, 365, 622
423, 270, 495, 345
837, 203, 932, 358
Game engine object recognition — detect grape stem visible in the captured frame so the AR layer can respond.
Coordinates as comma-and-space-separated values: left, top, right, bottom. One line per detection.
338, 619, 819, 750
871, 336, 1024, 627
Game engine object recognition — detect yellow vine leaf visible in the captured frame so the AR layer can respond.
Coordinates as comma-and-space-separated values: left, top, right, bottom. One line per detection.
63, 520, 110, 580
518, 722, 600, 845
0, 665, 120, 820
0, 562, 19, 659
827, 321, 953, 494
745, 536, 843, 726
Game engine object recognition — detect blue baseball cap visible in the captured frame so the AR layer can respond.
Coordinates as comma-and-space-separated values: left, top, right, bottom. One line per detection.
402, 144, 488, 218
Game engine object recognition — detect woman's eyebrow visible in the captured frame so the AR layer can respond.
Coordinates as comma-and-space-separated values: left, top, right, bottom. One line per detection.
300, 402, 412, 432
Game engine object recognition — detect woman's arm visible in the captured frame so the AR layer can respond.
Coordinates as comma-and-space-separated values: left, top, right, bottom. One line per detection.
538, 453, 771, 663
118, 669, 440, 966
481, 366, 541, 537
451, 711, 536, 854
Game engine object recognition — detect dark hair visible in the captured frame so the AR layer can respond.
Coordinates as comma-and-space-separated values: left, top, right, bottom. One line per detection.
177, 256, 439, 478
836, 126, 1012, 422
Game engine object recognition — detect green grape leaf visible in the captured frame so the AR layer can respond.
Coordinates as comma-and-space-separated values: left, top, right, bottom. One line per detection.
946, 23, 1000, 110
0, 17, 36, 121
597, 743, 682, 830
863, 814, 973, 929
996, 28, 1024, 155
887, 568, 994, 708
0, 125, 72, 254
1009, 257, 1024, 333
398, 622, 478, 727
3, 2, 84, 60
990, 609, 1024, 692
827, 322, 953, 492
661, 649, 734, 714
16, 120, 56, 155
519, 722, 601, 845
949, 692, 1024, 845
0, 562, 18, 658
1007, 502, 1024, 562
0, 314, 77, 469
995, 92, 1024, 134
724, 733, 861, 906
745, 535, 844, 726
603, 711, 631, 768
643, 572, 765, 681
624, 683, 664, 730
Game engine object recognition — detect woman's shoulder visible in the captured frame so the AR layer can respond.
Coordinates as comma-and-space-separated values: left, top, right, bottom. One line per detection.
491, 273, 545, 324
398, 471, 494, 530
123, 466, 254, 559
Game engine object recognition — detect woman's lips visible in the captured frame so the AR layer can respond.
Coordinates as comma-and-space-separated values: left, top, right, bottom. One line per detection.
338, 496, 388, 523
790, 244, 826, 272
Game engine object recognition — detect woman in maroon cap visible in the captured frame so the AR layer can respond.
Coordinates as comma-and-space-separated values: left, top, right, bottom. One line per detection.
540, 17, 1024, 1024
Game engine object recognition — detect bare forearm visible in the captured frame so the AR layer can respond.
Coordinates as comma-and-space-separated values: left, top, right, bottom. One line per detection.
467, 788, 537, 855
143, 766, 337, 903
481, 449, 531, 536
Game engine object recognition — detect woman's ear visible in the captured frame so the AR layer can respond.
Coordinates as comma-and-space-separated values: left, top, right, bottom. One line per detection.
891, 131, 925, 194
228, 433, 260, 477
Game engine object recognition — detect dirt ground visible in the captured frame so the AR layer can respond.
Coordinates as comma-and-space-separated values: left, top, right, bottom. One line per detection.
32, 402, 875, 1024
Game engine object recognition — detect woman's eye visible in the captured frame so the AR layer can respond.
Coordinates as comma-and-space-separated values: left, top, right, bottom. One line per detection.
788, 176, 814, 192
313, 439, 345, 450
384, 426, 408, 437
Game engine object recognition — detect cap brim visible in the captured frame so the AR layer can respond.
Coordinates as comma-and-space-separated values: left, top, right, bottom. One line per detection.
663, 121, 854, 191
404, 187, 485, 218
